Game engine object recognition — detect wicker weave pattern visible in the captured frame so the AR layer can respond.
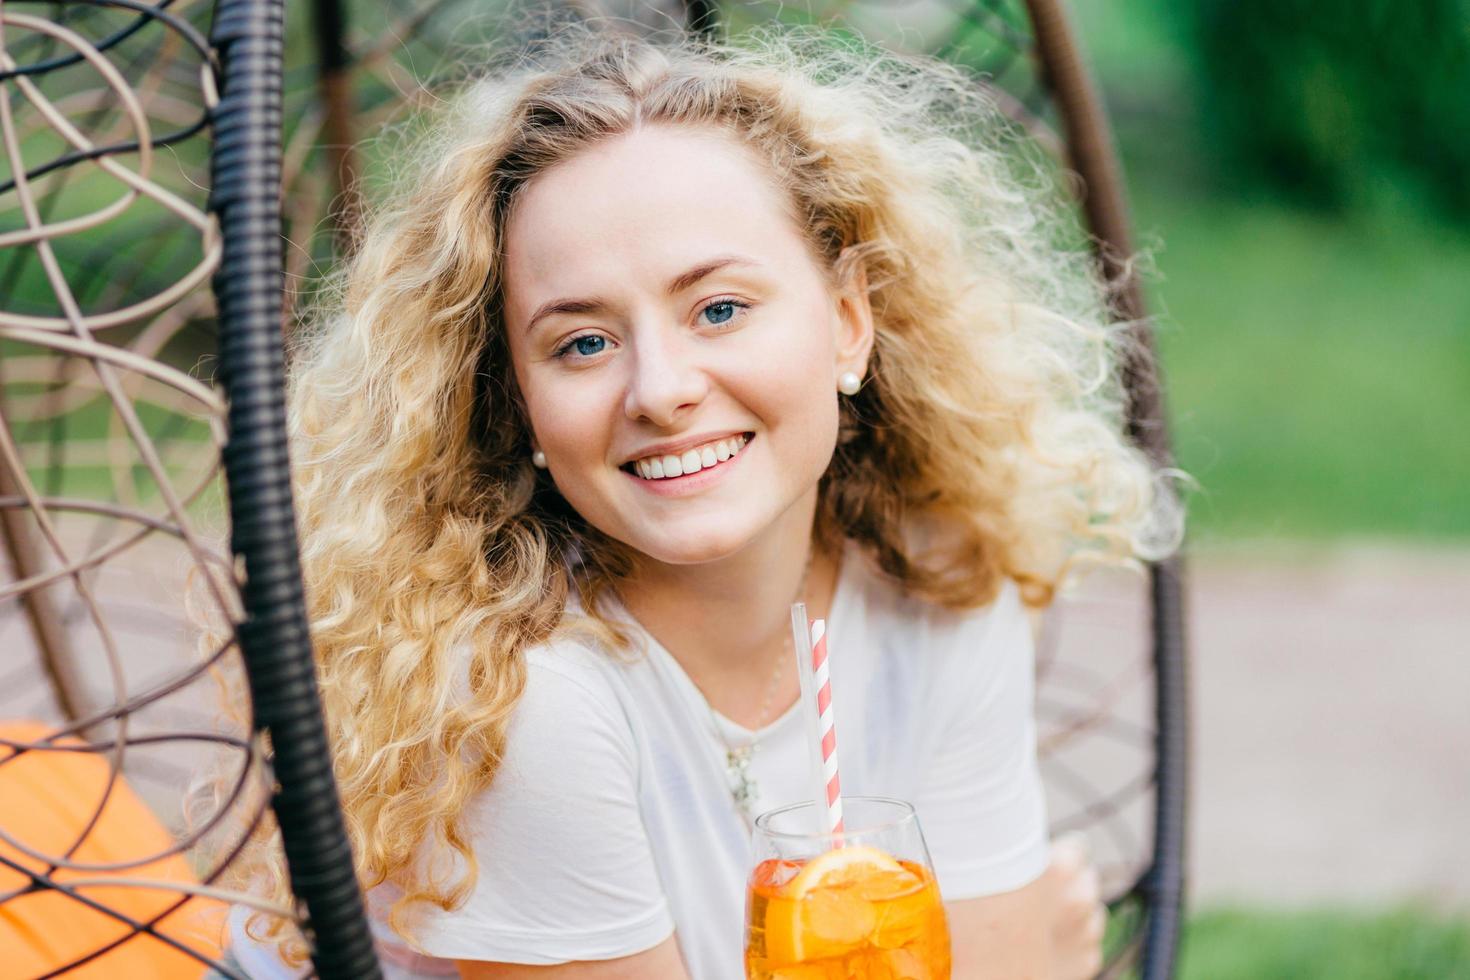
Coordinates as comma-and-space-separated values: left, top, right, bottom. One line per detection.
1, 3, 289, 978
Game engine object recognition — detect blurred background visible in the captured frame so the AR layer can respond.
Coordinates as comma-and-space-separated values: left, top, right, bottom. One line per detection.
1073, 0, 1470, 976
2, 0, 1466, 976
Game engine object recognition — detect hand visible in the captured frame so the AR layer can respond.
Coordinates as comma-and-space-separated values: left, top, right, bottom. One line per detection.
1044, 832, 1106, 980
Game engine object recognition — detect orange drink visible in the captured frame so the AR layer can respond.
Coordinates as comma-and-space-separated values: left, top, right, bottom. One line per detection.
744, 799, 951, 980
745, 846, 951, 979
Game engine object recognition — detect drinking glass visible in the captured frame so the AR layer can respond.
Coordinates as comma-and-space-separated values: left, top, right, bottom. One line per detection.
744, 796, 951, 979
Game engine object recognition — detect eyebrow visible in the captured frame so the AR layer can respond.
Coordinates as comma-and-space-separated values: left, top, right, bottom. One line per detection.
523, 255, 762, 333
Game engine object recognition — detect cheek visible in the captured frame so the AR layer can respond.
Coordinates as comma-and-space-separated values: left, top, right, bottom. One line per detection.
770, 323, 840, 428
509, 339, 610, 449
798, 386, 843, 462
525, 379, 621, 518
525, 377, 616, 460
747, 363, 841, 460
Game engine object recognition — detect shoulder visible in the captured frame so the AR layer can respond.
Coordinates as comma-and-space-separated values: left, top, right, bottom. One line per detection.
852, 551, 1029, 661
523, 635, 626, 710
501, 636, 640, 770
939, 578, 1032, 671
919, 576, 1027, 640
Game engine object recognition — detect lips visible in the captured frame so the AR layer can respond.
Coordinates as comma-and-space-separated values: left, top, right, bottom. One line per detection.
626, 433, 750, 480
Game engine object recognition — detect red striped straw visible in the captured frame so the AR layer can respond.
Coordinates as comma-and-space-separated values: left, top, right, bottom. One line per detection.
809, 618, 844, 834
791, 601, 845, 839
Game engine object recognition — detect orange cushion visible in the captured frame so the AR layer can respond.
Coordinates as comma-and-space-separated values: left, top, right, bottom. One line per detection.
0, 720, 225, 978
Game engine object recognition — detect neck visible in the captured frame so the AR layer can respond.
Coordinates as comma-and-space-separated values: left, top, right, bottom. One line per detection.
616, 489, 841, 725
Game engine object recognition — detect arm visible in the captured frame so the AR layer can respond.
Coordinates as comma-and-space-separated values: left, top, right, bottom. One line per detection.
947, 875, 1053, 980
945, 834, 1106, 980
915, 581, 1055, 976
457, 936, 690, 980
946, 828, 1099, 980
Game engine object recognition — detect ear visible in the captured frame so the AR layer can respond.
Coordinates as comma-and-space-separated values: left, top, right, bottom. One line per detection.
833, 262, 875, 377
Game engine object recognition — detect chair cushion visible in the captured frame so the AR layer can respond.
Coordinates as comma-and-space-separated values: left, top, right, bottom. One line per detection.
0, 719, 225, 978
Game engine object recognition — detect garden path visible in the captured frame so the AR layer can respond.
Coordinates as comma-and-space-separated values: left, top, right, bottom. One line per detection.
1186, 544, 1470, 909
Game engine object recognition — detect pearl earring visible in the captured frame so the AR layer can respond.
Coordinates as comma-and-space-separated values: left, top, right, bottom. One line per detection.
838, 371, 862, 396
532, 450, 548, 469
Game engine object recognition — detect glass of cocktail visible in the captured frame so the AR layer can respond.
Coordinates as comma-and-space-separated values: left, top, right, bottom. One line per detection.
745, 796, 951, 980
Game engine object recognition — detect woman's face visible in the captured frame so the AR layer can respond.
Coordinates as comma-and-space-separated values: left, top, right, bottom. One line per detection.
502, 124, 873, 567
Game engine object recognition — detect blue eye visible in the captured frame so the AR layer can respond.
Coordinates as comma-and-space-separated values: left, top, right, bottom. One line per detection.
701, 298, 750, 327
555, 334, 607, 358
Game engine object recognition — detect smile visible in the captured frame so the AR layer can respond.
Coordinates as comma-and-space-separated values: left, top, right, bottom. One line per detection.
625, 433, 750, 480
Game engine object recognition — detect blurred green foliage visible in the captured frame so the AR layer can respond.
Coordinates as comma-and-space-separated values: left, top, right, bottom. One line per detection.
1074, 0, 1470, 542
1176, 0, 1470, 220
1134, 185, 1470, 540
1180, 906, 1470, 979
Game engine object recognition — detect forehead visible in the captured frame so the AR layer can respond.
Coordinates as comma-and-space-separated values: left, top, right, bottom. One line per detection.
501, 125, 817, 315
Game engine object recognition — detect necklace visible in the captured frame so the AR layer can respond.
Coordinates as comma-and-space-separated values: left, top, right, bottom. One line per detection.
711, 635, 789, 825
705, 550, 815, 828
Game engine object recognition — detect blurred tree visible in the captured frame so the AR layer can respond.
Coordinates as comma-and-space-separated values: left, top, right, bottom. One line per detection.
1179, 0, 1470, 220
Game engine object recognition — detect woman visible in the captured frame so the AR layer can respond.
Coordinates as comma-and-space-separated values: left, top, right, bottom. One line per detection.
229, 19, 1176, 980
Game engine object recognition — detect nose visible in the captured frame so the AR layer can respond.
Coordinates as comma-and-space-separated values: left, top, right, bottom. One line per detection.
623, 325, 710, 427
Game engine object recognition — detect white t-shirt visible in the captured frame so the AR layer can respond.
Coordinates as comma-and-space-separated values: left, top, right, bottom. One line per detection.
228, 542, 1049, 979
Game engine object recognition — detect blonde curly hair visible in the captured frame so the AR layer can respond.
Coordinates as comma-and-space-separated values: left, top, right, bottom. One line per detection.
240, 16, 1180, 962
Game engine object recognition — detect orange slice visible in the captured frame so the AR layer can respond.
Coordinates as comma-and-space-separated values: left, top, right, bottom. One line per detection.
788, 845, 906, 895
763, 846, 914, 964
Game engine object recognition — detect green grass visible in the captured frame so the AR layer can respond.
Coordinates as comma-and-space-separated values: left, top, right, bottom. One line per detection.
1129, 185, 1470, 541
1180, 907, 1470, 979
1079, 0, 1470, 543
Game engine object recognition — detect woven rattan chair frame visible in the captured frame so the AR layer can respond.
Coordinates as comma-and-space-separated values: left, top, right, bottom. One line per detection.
2, 0, 377, 975
1021, 6, 1188, 978
2, 0, 1185, 977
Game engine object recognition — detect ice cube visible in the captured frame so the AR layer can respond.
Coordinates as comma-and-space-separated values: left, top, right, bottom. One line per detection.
854, 868, 922, 901
879, 947, 929, 979
870, 889, 931, 950
803, 885, 877, 948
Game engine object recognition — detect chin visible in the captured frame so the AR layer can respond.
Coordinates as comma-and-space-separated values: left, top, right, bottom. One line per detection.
619, 521, 765, 568
634, 537, 748, 567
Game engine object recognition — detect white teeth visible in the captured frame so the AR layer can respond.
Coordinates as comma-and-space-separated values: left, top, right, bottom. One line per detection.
631, 435, 749, 480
